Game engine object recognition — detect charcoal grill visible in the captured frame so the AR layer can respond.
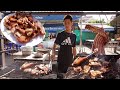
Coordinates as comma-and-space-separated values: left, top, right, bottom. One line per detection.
64, 54, 120, 79
65, 64, 120, 79
0, 60, 57, 79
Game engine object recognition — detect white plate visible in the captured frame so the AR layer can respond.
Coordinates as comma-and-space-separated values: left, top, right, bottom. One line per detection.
0, 13, 45, 47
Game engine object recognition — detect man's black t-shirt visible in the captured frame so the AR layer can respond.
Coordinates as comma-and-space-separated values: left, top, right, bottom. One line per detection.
55, 31, 76, 73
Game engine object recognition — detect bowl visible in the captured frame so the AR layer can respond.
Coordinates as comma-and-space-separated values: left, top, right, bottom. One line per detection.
37, 48, 50, 53
21, 46, 33, 56
22, 51, 32, 56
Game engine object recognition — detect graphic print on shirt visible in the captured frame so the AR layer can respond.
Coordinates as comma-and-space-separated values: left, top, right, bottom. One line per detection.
61, 37, 72, 45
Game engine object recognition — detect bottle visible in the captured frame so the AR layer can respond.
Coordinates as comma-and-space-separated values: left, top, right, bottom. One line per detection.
72, 48, 98, 66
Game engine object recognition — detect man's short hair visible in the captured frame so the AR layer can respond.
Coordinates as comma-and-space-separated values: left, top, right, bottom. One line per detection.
63, 15, 73, 22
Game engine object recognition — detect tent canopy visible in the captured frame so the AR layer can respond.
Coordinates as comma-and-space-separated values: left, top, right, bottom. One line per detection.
33, 15, 81, 21
32, 14, 114, 32
44, 23, 78, 32
110, 15, 120, 27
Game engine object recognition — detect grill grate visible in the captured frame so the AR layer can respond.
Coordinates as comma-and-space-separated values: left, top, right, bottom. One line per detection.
0, 60, 57, 79
64, 58, 120, 79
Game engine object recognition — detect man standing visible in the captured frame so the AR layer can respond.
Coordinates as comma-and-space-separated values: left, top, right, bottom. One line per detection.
51, 15, 76, 75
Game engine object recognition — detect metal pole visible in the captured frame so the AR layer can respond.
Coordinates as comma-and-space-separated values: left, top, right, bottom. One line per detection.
115, 11, 118, 34
99, 14, 103, 28
1, 33, 6, 69
79, 15, 83, 53
0, 13, 6, 69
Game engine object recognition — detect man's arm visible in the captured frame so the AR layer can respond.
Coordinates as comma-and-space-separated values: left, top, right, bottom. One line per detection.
116, 37, 120, 40
72, 35, 77, 57
72, 47, 76, 57
51, 43, 57, 60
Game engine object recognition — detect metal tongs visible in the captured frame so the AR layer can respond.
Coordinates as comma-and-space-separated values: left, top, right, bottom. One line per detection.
48, 60, 52, 72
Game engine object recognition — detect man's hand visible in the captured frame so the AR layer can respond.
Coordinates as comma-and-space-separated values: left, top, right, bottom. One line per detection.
93, 48, 98, 53
72, 47, 76, 58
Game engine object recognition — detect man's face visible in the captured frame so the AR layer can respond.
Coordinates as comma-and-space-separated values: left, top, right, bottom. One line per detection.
63, 19, 73, 30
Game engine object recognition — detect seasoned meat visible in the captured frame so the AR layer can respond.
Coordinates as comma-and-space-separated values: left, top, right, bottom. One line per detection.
89, 61, 102, 66
73, 66, 82, 73
31, 69, 40, 75
4, 12, 46, 44
83, 65, 91, 73
23, 68, 32, 73
90, 70, 102, 77
20, 62, 35, 70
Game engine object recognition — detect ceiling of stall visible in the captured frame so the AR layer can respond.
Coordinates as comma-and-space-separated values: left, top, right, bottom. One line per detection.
1, 11, 120, 15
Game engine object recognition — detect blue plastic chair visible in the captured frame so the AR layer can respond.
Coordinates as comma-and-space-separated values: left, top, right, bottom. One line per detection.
5, 42, 21, 54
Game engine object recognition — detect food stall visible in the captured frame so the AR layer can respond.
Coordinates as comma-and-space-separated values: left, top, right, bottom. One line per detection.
0, 11, 120, 79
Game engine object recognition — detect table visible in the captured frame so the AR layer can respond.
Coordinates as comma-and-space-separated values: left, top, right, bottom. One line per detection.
108, 41, 119, 44
84, 39, 94, 48
85, 40, 120, 54
107, 40, 120, 53
86, 39, 94, 43
0, 49, 17, 54
13, 51, 50, 61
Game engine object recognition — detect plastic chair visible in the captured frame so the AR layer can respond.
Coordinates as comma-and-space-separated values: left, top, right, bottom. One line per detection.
4, 42, 21, 55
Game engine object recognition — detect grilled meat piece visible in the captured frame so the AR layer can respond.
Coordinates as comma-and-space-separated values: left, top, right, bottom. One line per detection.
31, 69, 40, 75
20, 62, 35, 70
83, 65, 91, 73
90, 70, 102, 77
23, 68, 32, 73
89, 61, 102, 66
4, 12, 45, 44
73, 66, 82, 73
